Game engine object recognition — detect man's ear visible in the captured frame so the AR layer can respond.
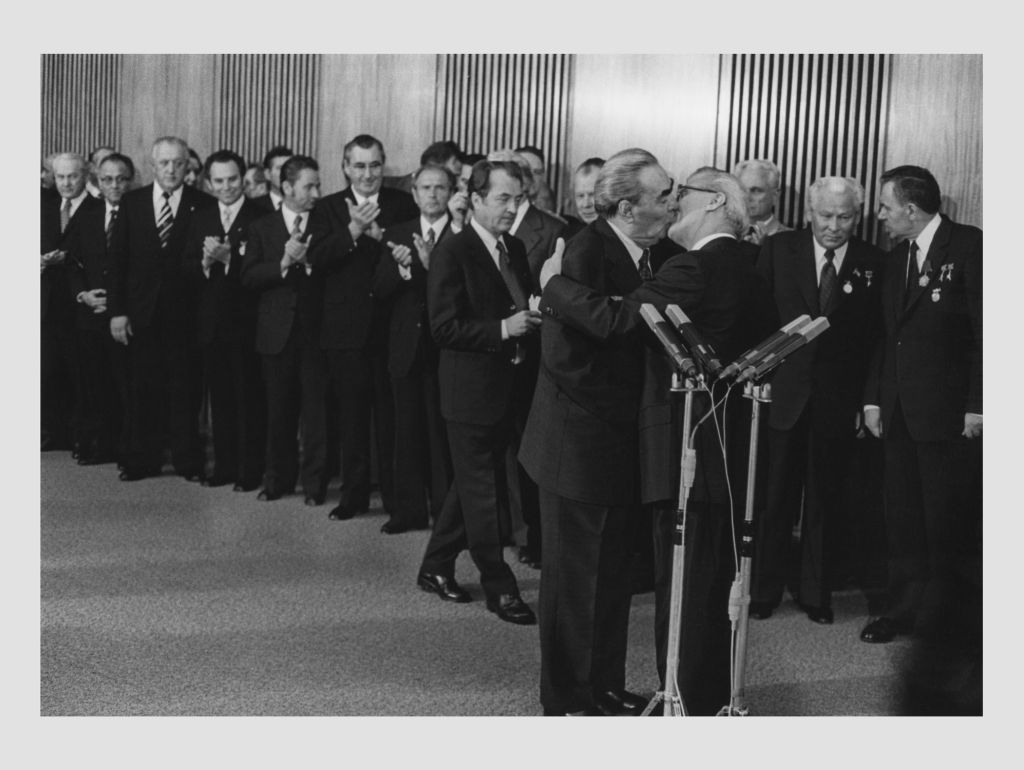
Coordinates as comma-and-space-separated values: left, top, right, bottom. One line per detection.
616, 199, 632, 221
706, 192, 726, 212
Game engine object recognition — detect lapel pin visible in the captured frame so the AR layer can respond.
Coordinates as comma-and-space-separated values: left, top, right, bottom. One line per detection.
931, 287, 941, 302
918, 274, 930, 288
864, 270, 873, 287
842, 281, 853, 294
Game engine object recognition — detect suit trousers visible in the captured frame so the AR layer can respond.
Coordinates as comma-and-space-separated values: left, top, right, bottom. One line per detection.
882, 401, 981, 632
538, 488, 637, 713
419, 417, 518, 599
326, 348, 395, 512
390, 362, 451, 526
652, 501, 735, 716
41, 318, 78, 448
752, 411, 856, 610
204, 340, 265, 487
123, 321, 203, 474
260, 327, 328, 498
72, 325, 128, 460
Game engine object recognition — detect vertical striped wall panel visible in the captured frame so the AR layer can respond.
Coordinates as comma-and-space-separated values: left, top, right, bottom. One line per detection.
41, 54, 122, 158
437, 54, 573, 207
214, 55, 321, 166
716, 54, 891, 242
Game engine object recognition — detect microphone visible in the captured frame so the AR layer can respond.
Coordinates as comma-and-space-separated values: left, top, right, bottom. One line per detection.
719, 315, 813, 380
640, 304, 698, 378
664, 305, 722, 377
738, 317, 831, 382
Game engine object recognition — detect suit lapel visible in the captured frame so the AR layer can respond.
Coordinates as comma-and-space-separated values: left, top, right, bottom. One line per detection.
595, 219, 642, 292
902, 221, 948, 316
794, 232, 821, 315
514, 206, 541, 255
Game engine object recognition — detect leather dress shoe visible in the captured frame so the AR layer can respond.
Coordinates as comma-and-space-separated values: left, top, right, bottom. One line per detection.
233, 481, 260, 493
381, 519, 429, 535
202, 475, 234, 488
257, 488, 282, 502
304, 495, 324, 507
517, 546, 541, 569
485, 593, 536, 625
417, 572, 472, 603
119, 466, 156, 482
860, 616, 902, 643
749, 601, 775, 620
328, 504, 356, 521
595, 689, 647, 716
801, 603, 834, 625
179, 470, 205, 483
78, 453, 113, 466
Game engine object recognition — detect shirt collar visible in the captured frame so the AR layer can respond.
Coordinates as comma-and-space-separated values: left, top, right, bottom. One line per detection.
269, 190, 283, 210
281, 205, 308, 234
62, 189, 89, 216
470, 217, 505, 259
421, 213, 449, 239
605, 218, 645, 269
353, 190, 380, 208
220, 196, 244, 221
911, 213, 942, 262
153, 183, 182, 205
105, 200, 119, 215
692, 232, 737, 251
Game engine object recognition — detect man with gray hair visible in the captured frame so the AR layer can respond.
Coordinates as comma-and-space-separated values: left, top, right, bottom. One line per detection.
735, 158, 791, 245
750, 176, 885, 625
520, 147, 682, 715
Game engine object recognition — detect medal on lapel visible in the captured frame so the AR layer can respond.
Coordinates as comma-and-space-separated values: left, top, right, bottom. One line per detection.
940, 263, 954, 281
842, 281, 852, 294
931, 287, 941, 302
918, 274, 930, 288
864, 270, 873, 287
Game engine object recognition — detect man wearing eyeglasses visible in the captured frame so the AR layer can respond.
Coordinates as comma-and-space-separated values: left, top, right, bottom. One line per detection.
308, 134, 419, 520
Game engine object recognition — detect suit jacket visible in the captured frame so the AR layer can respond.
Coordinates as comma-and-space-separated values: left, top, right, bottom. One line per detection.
106, 184, 216, 329
863, 215, 982, 442
759, 229, 885, 435
42, 191, 103, 324
307, 186, 419, 350
519, 218, 661, 506
428, 226, 535, 426
185, 199, 265, 348
65, 198, 117, 332
372, 216, 454, 378
240, 208, 323, 356
513, 202, 567, 294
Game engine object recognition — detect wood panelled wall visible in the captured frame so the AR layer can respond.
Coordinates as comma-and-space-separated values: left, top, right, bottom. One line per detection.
436, 54, 573, 206
214, 55, 321, 166
41, 54, 122, 160
716, 54, 891, 242
40, 54, 982, 230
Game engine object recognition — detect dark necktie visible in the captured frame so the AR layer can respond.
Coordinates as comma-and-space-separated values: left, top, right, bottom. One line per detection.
292, 214, 303, 239
818, 248, 837, 315
106, 207, 118, 248
157, 191, 174, 248
496, 240, 527, 310
60, 198, 72, 233
904, 240, 920, 305
638, 248, 654, 281
425, 227, 436, 249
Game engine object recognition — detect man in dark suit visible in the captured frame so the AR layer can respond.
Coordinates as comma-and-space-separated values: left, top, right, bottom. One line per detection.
750, 177, 886, 625
251, 145, 292, 214
41, 153, 103, 453
240, 155, 329, 504
66, 152, 134, 466
415, 159, 541, 626
860, 166, 982, 662
184, 149, 266, 492
735, 159, 791, 246
519, 148, 680, 715
107, 137, 216, 481
308, 134, 419, 521
372, 165, 457, 534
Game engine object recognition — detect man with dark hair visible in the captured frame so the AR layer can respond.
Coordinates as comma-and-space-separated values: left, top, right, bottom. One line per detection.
415, 159, 541, 625
253, 145, 293, 213
241, 155, 330, 504
86, 145, 116, 198
107, 136, 216, 481
41, 152, 103, 452
750, 176, 886, 625
244, 164, 268, 199
308, 133, 419, 521
515, 144, 557, 212
66, 152, 135, 465
420, 140, 463, 177
183, 149, 267, 491
372, 165, 458, 534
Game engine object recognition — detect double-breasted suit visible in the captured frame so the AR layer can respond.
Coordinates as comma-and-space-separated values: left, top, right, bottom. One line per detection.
107, 183, 216, 476
308, 186, 419, 513
418, 223, 536, 601
752, 229, 886, 613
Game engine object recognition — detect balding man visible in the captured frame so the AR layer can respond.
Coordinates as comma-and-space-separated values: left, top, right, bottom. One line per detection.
735, 159, 791, 246
563, 157, 604, 239
86, 145, 116, 198
749, 177, 886, 626
41, 152, 103, 452
107, 136, 216, 481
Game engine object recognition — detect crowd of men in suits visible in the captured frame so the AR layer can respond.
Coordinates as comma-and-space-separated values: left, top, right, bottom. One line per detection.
41, 137, 981, 716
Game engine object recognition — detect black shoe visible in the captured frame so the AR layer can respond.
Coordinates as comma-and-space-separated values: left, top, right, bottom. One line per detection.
485, 593, 536, 625
233, 481, 260, 493
594, 689, 647, 716
801, 603, 834, 625
749, 601, 775, 620
518, 546, 542, 569
179, 470, 204, 483
78, 453, 114, 466
304, 495, 324, 507
202, 475, 234, 488
328, 504, 357, 521
381, 519, 429, 535
119, 466, 154, 482
257, 488, 282, 502
860, 616, 901, 643
417, 572, 472, 603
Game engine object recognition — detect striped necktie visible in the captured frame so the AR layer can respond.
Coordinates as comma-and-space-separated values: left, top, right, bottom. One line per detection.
157, 191, 174, 248
106, 207, 118, 248
60, 198, 72, 233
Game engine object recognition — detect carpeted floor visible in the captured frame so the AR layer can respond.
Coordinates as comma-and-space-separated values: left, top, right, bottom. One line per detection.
41, 451, 906, 717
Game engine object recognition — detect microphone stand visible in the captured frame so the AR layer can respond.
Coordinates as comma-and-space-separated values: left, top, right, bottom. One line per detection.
717, 379, 771, 716
643, 370, 701, 717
